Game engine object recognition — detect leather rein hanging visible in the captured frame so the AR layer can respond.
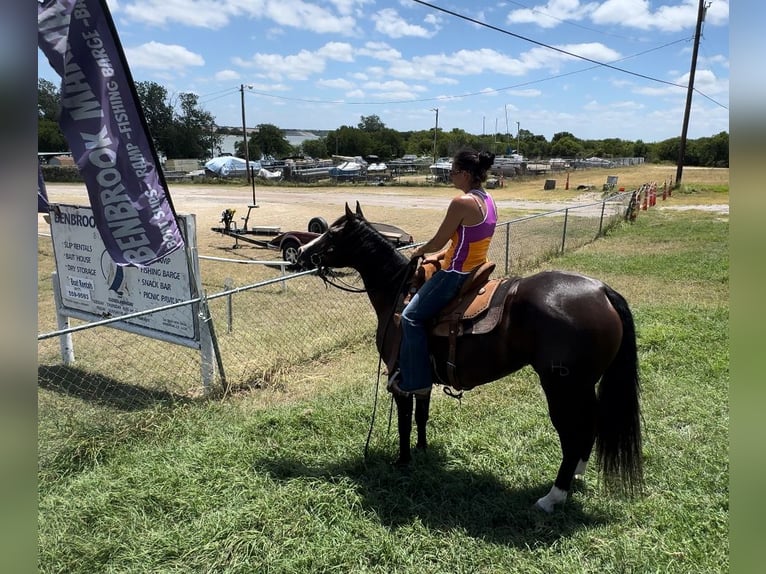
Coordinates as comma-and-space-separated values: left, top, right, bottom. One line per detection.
314, 257, 421, 459
315, 266, 367, 293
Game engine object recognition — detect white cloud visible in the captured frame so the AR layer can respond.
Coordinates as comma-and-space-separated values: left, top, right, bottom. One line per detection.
317, 78, 355, 89
122, 0, 359, 34
122, 0, 237, 29
504, 0, 728, 33
397, 43, 621, 83
363, 80, 427, 93
633, 68, 728, 99
258, 0, 357, 34
507, 0, 598, 29
317, 42, 355, 62
126, 41, 204, 70
507, 88, 543, 97
234, 41, 355, 82
215, 69, 240, 81
591, 0, 700, 32
373, 8, 434, 38
257, 50, 326, 80
358, 42, 402, 62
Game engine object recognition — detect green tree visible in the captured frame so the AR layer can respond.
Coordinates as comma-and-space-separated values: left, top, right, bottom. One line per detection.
550, 134, 583, 158
169, 93, 218, 159
135, 81, 174, 154
695, 131, 729, 167
632, 139, 649, 159
302, 138, 328, 159
38, 78, 61, 120
253, 123, 292, 158
38, 79, 67, 152
518, 130, 548, 158
358, 114, 385, 132
38, 118, 68, 152
326, 125, 373, 157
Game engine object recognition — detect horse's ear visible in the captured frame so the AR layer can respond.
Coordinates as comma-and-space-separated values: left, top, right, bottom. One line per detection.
355, 201, 365, 219
345, 203, 353, 218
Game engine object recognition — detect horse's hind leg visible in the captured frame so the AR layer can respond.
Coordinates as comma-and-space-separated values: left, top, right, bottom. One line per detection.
536, 381, 596, 513
414, 394, 431, 450
394, 394, 414, 466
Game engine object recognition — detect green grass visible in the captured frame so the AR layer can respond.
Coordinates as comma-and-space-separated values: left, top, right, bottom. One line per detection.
39, 209, 728, 573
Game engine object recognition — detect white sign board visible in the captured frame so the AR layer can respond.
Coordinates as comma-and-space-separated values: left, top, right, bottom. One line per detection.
49, 204, 197, 340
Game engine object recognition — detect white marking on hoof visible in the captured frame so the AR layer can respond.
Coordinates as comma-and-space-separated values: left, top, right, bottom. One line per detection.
574, 459, 588, 480
535, 485, 568, 513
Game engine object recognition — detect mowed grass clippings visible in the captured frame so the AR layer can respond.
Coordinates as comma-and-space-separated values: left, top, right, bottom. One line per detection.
39, 176, 728, 573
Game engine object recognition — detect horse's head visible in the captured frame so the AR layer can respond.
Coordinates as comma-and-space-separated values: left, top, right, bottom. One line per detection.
297, 201, 368, 271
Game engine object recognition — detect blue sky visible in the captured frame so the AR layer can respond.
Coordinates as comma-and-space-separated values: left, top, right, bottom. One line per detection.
38, 0, 729, 142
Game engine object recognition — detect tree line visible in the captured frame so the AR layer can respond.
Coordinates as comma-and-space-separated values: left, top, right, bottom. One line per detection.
38, 79, 728, 167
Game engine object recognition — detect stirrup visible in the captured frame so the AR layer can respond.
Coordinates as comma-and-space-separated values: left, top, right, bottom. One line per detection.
386, 370, 430, 398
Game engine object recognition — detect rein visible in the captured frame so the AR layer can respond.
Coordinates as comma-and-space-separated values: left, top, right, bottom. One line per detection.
355, 256, 421, 460
315, 267, 367, 293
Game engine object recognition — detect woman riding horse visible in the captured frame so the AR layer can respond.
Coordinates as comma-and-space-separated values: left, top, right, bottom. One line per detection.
390, 148, 497, 397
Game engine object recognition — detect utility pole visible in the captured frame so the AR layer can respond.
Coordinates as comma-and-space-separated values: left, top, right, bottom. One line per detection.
504, 104, 510, 153
240, 84, 251, 183
516, 121, 521, 155
431, 108, 439, 163
675, 0, 708, 188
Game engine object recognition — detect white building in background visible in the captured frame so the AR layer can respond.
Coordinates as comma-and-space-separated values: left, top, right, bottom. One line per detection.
213, 129, 323, 158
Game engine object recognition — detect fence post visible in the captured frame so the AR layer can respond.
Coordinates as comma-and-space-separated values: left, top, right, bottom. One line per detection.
598, 200, 606, 236
51, 272, 75, 365
504, 222, 511, 276
198, 293, 227, 394
560, 208, 569, 254
224, 278, 234, 333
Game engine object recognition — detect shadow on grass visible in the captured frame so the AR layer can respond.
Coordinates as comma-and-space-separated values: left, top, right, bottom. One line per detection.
253, 445, 612, 548
38, 364, 190, 411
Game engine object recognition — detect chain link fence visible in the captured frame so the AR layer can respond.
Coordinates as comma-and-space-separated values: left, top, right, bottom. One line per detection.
38, 191, 633, 407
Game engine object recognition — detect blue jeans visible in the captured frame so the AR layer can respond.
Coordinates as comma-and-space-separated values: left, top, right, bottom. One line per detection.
398, 270, 469, 392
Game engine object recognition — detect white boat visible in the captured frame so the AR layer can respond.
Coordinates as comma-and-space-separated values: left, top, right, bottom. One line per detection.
367, 162, 388, 174
257, 167, 282, 180
491, 154, 526, 176
329, 161, 364, 179
429, 157, 452, 181
204, 156, 260, 177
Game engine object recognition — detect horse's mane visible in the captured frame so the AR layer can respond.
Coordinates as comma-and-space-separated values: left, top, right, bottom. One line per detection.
334, 213, 409, 285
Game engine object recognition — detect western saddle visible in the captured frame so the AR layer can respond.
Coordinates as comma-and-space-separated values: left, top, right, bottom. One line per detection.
392, 255, 517, 390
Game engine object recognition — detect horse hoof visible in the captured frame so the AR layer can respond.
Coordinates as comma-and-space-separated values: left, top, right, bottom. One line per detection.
393, 457, 410, 469
534, 500, 554, 514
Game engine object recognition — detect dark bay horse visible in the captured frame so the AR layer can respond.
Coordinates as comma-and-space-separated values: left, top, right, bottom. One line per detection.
298, 203, 642, 512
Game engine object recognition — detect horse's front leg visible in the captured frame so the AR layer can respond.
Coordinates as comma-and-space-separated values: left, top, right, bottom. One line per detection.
414, 394, 431, 450
394, 394, 414, 466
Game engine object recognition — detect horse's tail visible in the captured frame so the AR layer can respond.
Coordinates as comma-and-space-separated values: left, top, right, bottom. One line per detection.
596, 285, 643, 495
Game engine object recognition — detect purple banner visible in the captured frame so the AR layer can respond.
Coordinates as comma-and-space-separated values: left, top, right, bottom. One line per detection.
38, 0, 183, 266
38, 164, 50, 213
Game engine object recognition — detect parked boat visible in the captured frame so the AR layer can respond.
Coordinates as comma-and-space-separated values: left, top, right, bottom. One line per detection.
429, 157, 452, 181
491, 154, 526, 177
204, 156, 260, 177
329, 161, 364, 180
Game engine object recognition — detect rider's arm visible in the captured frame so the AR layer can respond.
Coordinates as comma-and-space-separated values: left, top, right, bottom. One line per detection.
411, 196, 472, 258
